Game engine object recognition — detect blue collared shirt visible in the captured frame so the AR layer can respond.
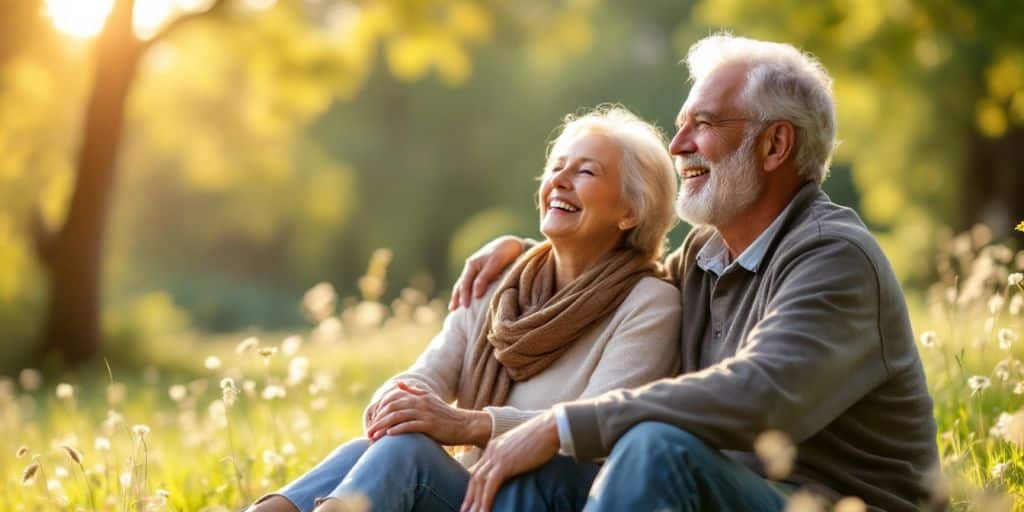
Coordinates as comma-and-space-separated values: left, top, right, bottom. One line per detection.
694, 197, 799, 277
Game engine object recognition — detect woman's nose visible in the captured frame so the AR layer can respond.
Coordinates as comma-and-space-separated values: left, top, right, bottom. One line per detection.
551, 167, 573, 189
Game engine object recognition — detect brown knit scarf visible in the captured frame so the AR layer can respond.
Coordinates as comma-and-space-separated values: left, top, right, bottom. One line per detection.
456, 241, 659, 410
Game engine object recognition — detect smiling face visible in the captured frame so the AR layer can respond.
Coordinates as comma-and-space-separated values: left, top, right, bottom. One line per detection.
538, 129, 634, 256
669, 63, 766, 227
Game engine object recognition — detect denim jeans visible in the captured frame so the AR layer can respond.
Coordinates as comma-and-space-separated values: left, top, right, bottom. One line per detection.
261, 434, 469, 512
493, 421, 793, 512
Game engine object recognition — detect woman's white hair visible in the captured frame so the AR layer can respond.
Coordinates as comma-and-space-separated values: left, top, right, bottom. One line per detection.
545, 104, 678, 260
686, 33, 838, 183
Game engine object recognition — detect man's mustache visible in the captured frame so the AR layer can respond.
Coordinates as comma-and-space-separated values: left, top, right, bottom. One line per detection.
675, 154, 711, 172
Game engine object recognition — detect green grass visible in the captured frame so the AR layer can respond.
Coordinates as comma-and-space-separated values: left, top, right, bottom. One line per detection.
2, 240, 1023, 511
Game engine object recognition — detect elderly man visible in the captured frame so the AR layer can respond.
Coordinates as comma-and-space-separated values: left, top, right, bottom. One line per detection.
451, 34, 940, 512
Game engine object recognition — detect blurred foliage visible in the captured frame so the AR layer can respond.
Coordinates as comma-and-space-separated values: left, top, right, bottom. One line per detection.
0, 0, 1021, 354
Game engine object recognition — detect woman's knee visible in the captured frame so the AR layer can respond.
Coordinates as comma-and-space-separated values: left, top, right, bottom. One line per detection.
368, 433, 447, 464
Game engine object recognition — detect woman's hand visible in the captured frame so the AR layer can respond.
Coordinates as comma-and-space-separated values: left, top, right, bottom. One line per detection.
449, 236, 525, 310
461, 411, 561, 512
366, 381, 492, 446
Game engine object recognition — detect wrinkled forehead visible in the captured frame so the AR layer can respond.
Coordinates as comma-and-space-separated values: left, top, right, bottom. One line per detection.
679, 62, 751, 119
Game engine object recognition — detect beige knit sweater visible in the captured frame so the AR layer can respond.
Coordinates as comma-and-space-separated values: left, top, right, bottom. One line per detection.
363, 276, 681, 463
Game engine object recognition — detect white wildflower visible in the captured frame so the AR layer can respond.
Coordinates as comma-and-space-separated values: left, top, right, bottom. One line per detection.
204, 356, 222, 370
95, 437, 111, 451
222, 385, 238, 407
919, 331, 937, 348
208, 400, 228, 428
351, 301, 387, 328
968, 375, 991, 395
990, 295, 1006, 315
833, 497, 866, 512
784, 490, 826, 512
102, 410, 124, 434
414, 305, 437, 325
992, 462, 1010, 479
287, 356, 310, 386
754, 430, 796, 480
55, 383, 74, 400
303, 282, 338, 322
236, 336, 259, 354
1010, 294, 1023, 315
132, 424, 150, 439
168, 385, 187, 402
999, 328, 1018, 351
281, 442, 296, 456
282, 335, 303, 356
312, 317, 344, 343
990, 410, 1024, 446
1010, 273, 1023, 287
995, 361, 1013, 381
262, 385, 286, 400
262, 449, 284, 467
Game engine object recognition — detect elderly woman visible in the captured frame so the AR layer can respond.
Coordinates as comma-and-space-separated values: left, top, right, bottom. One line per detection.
248, 105, 681, 512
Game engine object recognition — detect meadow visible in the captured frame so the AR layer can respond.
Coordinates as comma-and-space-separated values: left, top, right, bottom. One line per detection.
3, 229, 1024, 512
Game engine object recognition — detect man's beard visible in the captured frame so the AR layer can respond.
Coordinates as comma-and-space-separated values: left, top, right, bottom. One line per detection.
674, 129, 763, 227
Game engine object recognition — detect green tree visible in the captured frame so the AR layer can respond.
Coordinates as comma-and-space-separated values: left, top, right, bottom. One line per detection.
0, 0, 593, 365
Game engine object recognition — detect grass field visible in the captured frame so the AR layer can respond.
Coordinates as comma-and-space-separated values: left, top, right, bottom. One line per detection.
2, 233, 1024, 511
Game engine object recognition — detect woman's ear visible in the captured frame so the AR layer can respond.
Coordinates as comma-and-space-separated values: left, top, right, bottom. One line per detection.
618, 210, 640, 231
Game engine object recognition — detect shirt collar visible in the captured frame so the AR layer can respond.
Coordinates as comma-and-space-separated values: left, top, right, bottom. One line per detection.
695, 187, 804, 277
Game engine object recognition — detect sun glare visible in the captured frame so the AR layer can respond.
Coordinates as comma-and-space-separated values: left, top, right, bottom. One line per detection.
45, 0, 190, 40
44, 0, 115, 38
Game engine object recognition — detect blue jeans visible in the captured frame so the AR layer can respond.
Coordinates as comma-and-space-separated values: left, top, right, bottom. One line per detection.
493, 422, 793, 512
262, 434, 469, 512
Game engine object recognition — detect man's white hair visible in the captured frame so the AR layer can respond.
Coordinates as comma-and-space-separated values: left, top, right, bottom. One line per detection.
686, 33, 838, 183
546, 104, 678, 260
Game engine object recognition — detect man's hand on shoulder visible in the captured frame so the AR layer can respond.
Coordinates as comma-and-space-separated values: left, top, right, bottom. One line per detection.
449, 235, 525, 310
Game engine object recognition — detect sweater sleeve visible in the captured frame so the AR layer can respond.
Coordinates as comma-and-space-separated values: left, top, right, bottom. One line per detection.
563, 236, 890, 460
362, 302, 475, 433
484, 278, 682, 439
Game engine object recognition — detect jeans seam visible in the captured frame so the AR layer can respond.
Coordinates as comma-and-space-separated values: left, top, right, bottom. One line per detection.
415, 482, 461, 511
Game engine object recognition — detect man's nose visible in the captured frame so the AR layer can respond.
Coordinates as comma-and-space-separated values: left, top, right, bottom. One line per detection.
669, 128, 697, 156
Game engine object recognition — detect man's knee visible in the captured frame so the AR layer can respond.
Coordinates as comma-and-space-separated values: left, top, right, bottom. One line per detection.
614, 421, 706, 455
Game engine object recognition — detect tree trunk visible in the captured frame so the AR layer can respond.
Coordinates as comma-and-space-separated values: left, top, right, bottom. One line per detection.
960, 127, 1024, 235
34, 0, 141, 365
